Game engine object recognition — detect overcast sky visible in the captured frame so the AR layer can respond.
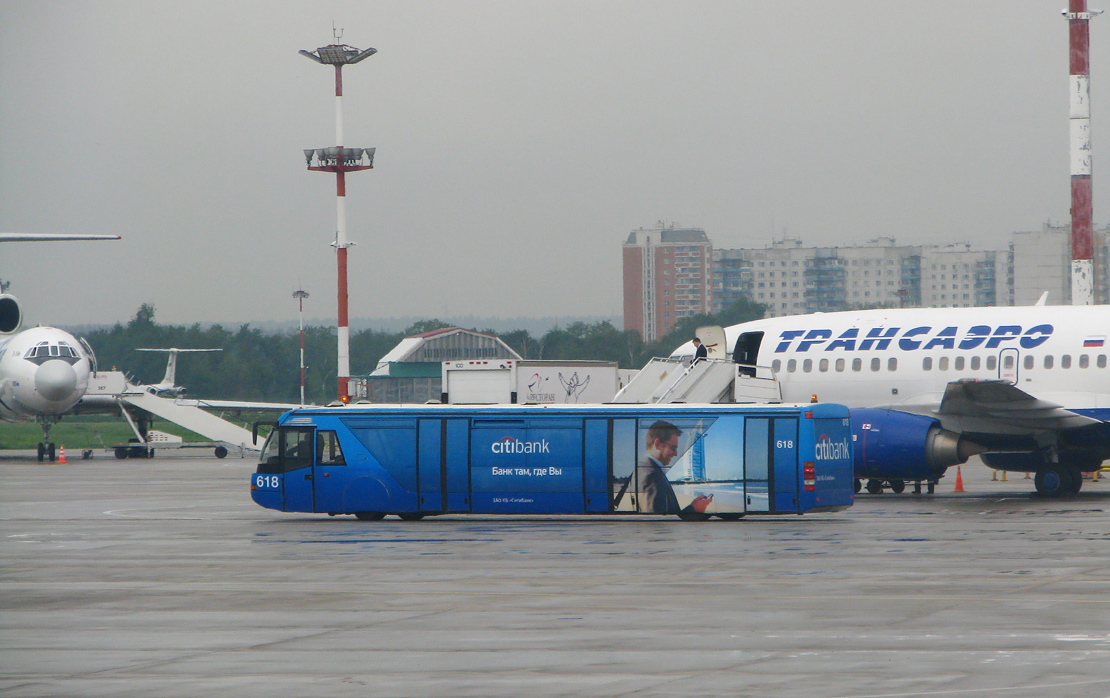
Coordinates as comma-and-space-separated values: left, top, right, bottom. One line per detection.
2, 1, 1108, 328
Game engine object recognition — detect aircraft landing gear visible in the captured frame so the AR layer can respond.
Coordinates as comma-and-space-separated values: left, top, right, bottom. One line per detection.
865, 478, 884, 494
1034, 465, 1082, 497
35, 417, 59, 462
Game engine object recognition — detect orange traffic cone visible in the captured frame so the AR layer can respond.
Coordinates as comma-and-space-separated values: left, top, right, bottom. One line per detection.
58, 445, 67, 464
953, 465, 964, 493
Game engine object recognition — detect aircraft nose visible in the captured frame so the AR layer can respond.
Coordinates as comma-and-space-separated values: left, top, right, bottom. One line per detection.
35, 360, 78, 402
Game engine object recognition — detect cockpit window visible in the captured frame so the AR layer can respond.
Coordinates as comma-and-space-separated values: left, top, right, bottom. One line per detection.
24, 342, 81, 366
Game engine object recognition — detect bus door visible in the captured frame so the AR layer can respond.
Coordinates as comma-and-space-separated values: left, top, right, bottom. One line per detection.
744, 418, 771, 512
445, 419, 470, 511
311, 429, 349, 513
584, 419, 610, 512
999, 348, 1019, 384
418, 419, 444, 512
772, 418, 800, 512
280, 427, 315, 512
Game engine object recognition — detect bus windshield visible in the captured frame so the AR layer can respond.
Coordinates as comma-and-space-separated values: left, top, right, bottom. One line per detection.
256, 431, 280, 474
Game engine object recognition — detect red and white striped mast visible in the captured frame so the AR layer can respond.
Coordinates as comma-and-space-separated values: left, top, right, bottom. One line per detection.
1066, 1, 1102, 305
300, 35, 376, 401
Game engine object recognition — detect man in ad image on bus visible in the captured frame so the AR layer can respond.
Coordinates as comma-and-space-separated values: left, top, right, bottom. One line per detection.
635, 420, 712, 515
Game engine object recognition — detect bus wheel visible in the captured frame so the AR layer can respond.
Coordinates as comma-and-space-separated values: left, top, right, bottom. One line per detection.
397, 512, 426, 521
678, 511, 711, 522
716, 513, 744, 521
354, 512, 386, 521
214, 446, 228, 459
865, 479, 884, 494
887, 479, 906, 494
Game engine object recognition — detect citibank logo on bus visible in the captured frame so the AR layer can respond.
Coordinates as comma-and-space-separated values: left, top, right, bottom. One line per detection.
815, 434, 850, 461
491, 436, 551, 454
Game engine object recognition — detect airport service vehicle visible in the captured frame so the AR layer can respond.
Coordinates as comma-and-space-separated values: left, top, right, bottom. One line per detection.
441, 359, 622, 404
670, 305, 1110, 496
250, 403, 854, 520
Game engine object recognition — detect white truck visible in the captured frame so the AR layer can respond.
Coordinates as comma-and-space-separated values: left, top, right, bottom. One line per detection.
441, 360, 631, 405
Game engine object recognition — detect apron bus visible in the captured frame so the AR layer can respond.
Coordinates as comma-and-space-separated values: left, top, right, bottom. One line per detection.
251, 403, 854, 520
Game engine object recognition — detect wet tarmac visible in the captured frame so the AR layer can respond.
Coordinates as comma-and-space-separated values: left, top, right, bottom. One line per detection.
2, 452, 1109, 697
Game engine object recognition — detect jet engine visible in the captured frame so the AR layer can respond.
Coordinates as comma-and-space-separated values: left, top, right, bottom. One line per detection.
0, 294, 22, 334
851, 408, 984, 481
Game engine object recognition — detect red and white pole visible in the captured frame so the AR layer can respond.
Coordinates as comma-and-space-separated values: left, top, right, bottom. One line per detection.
333, 64, 352, 401
1067, 0, 1100, 305
301, 41, 375, 403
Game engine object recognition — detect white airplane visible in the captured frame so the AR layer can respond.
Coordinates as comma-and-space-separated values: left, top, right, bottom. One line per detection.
671, 304, 1110, 497
0, 234, 119, 460
0, 294, 98, 460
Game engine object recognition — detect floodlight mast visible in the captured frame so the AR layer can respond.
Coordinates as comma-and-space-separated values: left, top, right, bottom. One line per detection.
301, 42, 376, 402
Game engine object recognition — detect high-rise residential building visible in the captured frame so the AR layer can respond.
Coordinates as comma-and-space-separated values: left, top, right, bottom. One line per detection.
622, 222, 713, 341
1010, 223, 1110, 305
712, 238, 1005, 317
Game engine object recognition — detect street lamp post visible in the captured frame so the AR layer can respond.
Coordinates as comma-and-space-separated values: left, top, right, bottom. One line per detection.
300, 38, 376, 402
293, 289, 310, 406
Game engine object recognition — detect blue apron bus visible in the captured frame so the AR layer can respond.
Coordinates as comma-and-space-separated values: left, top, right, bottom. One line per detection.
250, 403, 854, 520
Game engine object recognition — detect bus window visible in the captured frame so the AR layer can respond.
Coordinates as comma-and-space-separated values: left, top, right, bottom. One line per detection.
317, 430, 345, 466
282, 428, 314, 472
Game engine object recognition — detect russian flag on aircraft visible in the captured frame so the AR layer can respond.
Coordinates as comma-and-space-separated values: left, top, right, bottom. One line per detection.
1083, 336, 1105, 348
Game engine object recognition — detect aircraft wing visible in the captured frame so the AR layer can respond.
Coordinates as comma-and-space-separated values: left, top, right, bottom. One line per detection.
175, 398, 303, 412
0, 233, 121, 241
933, 380, 1100, 435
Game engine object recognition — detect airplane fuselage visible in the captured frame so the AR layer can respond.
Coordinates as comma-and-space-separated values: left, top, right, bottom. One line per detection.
0, 326, 92, 422
678, 305, 1110, 418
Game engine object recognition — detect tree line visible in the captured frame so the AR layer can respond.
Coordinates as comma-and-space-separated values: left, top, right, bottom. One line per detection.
82, 299, 765, 404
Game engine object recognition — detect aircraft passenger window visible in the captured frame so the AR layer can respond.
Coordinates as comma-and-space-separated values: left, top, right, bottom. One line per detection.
787, 359, 797, 373
1023, 355, 1034, 370
1044, 355, 1054, 369
922, 357, 932, 371
871, 358, 880, 372
852, 358, 861, 372
1002, 355, 1014, 370
1079, 355, 1089, 369
971, 356, 981, 370
887, 357, 897, 371
1099, 355, 1107, 368
986, 356, 997, 371
819, 359, 829, 373
939, 357, 949, 371
835, 358, 845, 372
1061, 355, 1072, 369
803, 359, 813, 373
954, 356, 965, 371
772, 359, 781, 373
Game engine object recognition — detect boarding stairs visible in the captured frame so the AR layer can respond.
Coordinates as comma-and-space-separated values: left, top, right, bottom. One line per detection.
613, 358, 782, 404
